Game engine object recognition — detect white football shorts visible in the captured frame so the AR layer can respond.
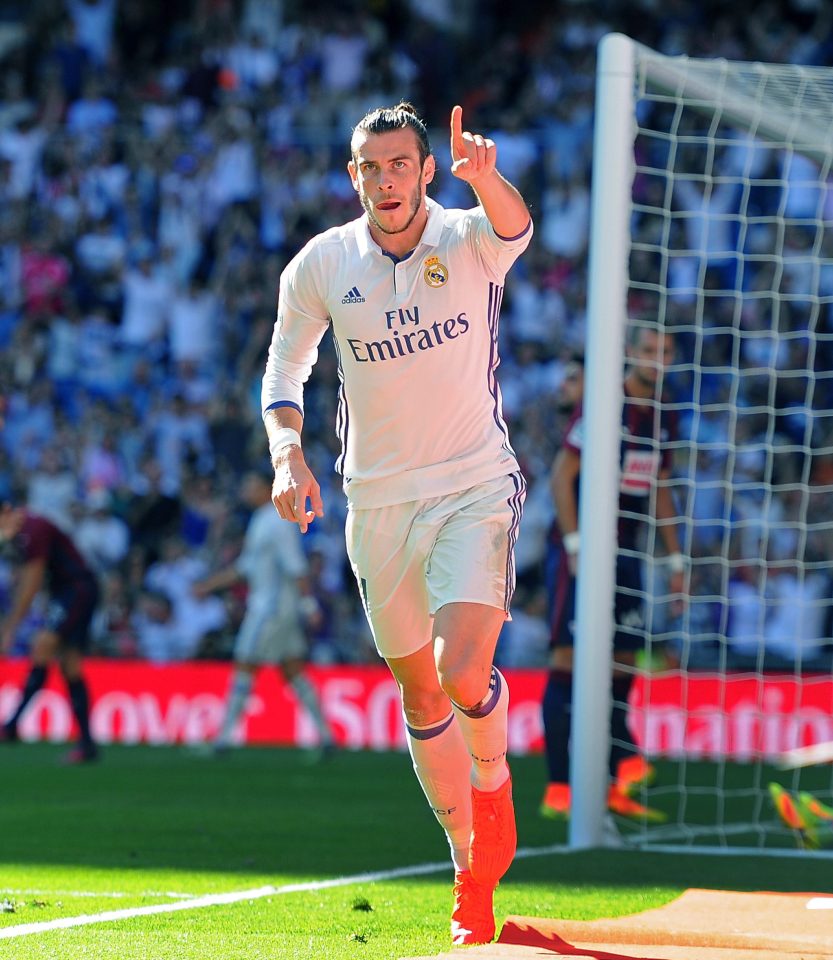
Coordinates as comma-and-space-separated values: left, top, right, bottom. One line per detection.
345, 471, 526, 660
233, 602, 306, 664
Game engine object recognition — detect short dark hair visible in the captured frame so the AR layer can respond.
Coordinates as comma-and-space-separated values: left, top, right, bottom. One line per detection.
3, 479, 28, 508
351, 102, 431, 166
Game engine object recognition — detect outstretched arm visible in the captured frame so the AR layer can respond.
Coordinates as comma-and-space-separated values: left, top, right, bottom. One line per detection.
192, 564, 243, 598
449, 104, 531, 239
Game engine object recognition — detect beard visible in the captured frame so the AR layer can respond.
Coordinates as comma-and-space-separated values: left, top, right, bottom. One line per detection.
360, 180, 424, 235
634, 367, 659, 391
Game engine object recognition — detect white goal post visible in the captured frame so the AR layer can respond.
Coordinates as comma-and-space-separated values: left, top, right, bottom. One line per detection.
572, 33, 833, 852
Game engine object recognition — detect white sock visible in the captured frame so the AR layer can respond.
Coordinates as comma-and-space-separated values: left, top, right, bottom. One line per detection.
289, 673, 333, 745
405, 711, 473, 872
217, 670, 253, 746
452, 667, 510, 793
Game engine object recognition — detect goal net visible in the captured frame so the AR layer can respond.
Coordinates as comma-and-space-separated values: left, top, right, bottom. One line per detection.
572, 33, 833, 855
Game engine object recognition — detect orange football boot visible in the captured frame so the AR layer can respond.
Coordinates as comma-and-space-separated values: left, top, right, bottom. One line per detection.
469, 770, 517, 885
450, 870, 496, 946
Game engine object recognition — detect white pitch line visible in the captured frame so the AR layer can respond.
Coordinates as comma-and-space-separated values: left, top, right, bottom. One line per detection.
3, 890, 196, 901
0, 844, 566, 940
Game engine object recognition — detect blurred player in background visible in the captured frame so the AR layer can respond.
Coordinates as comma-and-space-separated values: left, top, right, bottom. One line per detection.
261, 102, 532, 945
193, 468, 334, 756
0, 492, 100, 763
541, 354, 584, 642
541, 325, 684, 823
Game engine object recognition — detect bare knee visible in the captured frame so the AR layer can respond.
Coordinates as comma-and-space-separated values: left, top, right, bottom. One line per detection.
32, 630, 59, 668
433, 602, 504, 708
399, 681, 449, 728
59, 649, 82, 682
550, 646, 573, 672
436, 652, 492, 710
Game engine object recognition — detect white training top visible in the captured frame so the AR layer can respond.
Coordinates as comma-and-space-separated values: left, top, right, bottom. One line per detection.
261, 197, 532, 509
235, 502, 308, 613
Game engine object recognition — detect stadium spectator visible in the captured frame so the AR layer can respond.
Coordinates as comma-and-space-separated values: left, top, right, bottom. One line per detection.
166, 273, 220, 369
48, 16, 91, 103
65, 75, 118, 140
150, 391, 213, 494
65, 0, 118, 69
27, 444, 77, 532
118, 246, 173, 365
21, 229, 70, 315
179, 469, 228, 550
131, 588, 191, 663
143, 535, 227, 657
762, 549, 829, 663
0, 111, 48, 202
74, 487, 130, 573
0, 0, 827, 687
124, 456, 182, 567
726, 561, 768, 660
79, 429, 125, 495
90, 568, 136, 656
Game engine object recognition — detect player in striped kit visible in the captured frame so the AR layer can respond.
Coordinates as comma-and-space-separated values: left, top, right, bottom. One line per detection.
0, 494, 100, 763
261, 102, 532, 945
541, 325, 684, 823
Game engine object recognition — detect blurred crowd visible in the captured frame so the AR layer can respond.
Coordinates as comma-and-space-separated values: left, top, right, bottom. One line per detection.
1, 0, 833, 670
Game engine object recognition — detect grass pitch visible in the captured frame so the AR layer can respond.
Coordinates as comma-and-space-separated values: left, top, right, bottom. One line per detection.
1, 744, 831, 960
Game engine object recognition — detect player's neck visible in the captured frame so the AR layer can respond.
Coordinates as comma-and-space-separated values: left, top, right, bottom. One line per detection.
368, 207, 429, 258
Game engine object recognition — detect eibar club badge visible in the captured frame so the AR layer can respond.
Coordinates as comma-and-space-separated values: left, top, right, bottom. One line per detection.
423, 256, 448, 288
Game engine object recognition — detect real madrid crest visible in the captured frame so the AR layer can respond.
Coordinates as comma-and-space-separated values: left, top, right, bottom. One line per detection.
423, 255, 448, 288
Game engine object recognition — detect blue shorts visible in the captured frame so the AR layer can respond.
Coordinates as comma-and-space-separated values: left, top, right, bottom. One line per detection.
44, 578, 100, 652
550, 550, 644, 652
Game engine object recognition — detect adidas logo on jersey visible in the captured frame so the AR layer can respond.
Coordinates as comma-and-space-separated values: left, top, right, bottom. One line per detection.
341, 286, 366, 304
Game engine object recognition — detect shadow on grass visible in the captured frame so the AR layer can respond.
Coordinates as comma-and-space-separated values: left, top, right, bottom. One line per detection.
1, 748, 831, 895
1, 743, 434, 876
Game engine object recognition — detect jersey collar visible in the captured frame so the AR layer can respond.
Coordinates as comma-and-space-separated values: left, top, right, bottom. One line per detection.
356, 196, 444, 258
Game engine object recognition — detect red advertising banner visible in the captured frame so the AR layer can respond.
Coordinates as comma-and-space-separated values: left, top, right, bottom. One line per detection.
2, 660, 832, 759
0, 659, 547, 753
631, 670, 833, 761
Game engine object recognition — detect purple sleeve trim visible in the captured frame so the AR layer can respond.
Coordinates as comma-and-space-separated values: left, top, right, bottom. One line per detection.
264, 400, 303, 415
494, 219, 532, 243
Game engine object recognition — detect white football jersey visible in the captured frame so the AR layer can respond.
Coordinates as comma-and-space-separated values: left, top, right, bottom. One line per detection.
262, 197, 532, 508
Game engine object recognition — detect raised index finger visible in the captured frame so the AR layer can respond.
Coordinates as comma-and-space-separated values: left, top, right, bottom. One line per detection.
450, 104, 464, 159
